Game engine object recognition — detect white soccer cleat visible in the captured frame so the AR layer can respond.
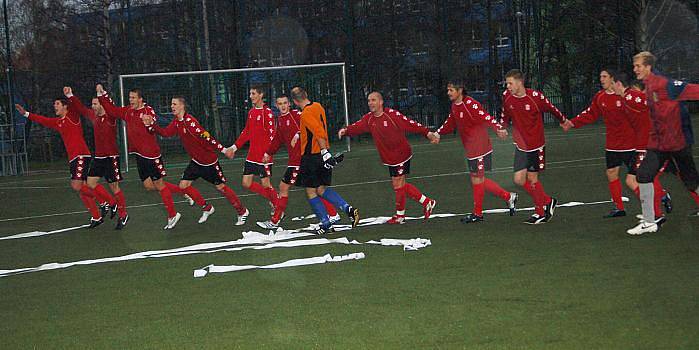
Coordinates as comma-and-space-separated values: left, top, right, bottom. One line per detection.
423, 198, 437, 220
184, 194, 195, 206
198, 205, 215, 224
235, 208, 250, 226
508, 192, 518, 216
256, 220, 279, 230
627, 220, 658, 235
329, 214, 341, 225
164, 212, 182, 230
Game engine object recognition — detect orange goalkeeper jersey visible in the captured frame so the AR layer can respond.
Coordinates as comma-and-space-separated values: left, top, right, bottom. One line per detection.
300, 102, 330, 155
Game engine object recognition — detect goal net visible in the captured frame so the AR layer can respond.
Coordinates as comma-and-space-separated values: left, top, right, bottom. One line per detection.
117, 63, 350, 172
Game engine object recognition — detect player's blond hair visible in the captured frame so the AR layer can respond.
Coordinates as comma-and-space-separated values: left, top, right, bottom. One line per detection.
633, 51, 656, 67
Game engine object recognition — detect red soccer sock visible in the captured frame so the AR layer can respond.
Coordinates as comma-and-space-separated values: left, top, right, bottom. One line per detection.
394, 186, 407, 215
164, 181, 184, 195
248, 182, 272, 201
159, 187, 177, 218
653, 176, 666, 196
114, 190, 127, 217
533, 181, 551, 205
182, 185, 207, 207
472, 182, 485, 216
321, 198, 338, 216
404, 183, 427, 204
219, 185, 245, 214
273, 195, 289, 222
79, 186, 101, 219
608, 179, 624, 210
690, 190, 699, 207
633, 187, 640, 198
94, 183, 115, 205
484, 178, 510, 202
521, 182, 544, 216
265, 186, 279, 207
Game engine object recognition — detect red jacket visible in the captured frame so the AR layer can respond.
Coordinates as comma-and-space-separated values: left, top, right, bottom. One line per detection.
437, 96, 504, 159
233, 105, 275, 164
98, 92, 160, 159
571, 90, 636, 151
501, 89, 567, 151
28, 110, 91, 162
643, 72, 699, 151
150, 114, 225, 166
621, 89, 652, 151
267, 110, 302, 167
345, 108, 429, 166
68, 95, 120, 158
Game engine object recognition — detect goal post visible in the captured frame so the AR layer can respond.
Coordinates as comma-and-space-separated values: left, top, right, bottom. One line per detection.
117, 62, 351, 172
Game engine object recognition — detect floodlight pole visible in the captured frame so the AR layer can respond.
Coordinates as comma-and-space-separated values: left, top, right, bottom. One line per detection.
3, 0, 14, 143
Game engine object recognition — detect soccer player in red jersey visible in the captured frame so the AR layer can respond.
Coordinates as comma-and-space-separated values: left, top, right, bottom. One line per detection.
96, 84, 204, 230
63, 87, 129, 229
435, 80, 517, 223
256, 95, 339, 229
628, 52, 699, 235
501, 69, 569, 224
15, 100, 106, 228
224, 86, 278, 218
338, 92, 438, 224
141, 96, 249, 226
562, 70, 670, 218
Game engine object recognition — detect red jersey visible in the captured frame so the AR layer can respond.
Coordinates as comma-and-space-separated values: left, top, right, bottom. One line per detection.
501, 89, 567, 151
437, 97, 504, 159
345, 108, 429, 166
98, 92, 160, 159
571, 90, 636, 151
68, 94, 119, 158
233, 105, 275, 164
643, 72, 699, 151
621, 88, 652, 151
150, 114, 225, 166
28, 110, 91, 162
267, 110, 302, 167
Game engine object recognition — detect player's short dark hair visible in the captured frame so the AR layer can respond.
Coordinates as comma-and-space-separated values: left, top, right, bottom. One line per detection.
505, 69, 525, 81
54, 98, 69, 106
368, 91, 383, 100
601, 67, 618, 79
612, 72, 632, 87
447, 79, 465, 91
290, 87, 308, 101
172, 95, 187, 109
250, 85, 265, 95
129, 88, 143, 99
275, 94, 290, 101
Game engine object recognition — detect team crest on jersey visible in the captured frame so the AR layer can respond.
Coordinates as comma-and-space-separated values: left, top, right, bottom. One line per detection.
459, 112, 463, 119
616, 101, 621, 107
525, 104, 531, 111
257, 116, 261, 121
384, 121, 388, 127
286, 120, 290, 126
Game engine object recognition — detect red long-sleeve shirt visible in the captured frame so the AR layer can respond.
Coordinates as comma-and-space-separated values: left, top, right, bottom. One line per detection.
437, 97, 504, 159
98, 92, 160, 159
501, 89, 567, 151
149, 113, 225, 166
233, 105, 275, 164
643, 72, 699, 151
267, 110, 302, 167
345, 108, 429, 166
28, 110, 91, 162
621, 88, 652, 151
68, 95, 119, 158
571, 90, 636, 151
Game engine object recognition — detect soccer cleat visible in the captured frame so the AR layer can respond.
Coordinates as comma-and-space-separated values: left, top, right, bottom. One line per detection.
256, 220, 279, 230
109, 203, 118, 220
460, 213, 484, 223
347, 206, 360, 228
661, 193, 673, 214
603, 209, 627, 218
386, 215, 406, 225
198, 205, 215, 224
115, 215, 129, 230
99, 203, 109, 219
423, 198, 437, 220
88, 217, 104, 229
508, 192, 518, 216
235, 208, 250, 226
164, 212, 181, 230
544, 197, 558, 220
634, 214, 667, 226
627, 220, 658, 235
315, 224, 335, 235
329, 214, 341, 225
184, 194, 195, 206
524, 214, 547, 225
689, 210, 699, 217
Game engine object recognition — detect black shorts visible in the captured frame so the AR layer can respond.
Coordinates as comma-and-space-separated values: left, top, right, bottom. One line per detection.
69, 156, 91, 181
243, 161, 271, 178
387, 159, 411, 177
136, 155, 167, 182
606, 151, 636, 174
513, 148, 545, 172
88, 156, 122, 183
468, 153, 493, 177
298, 153, 332, 188
637, 147, 698, 192
281, 166, 300, 185
182, 160, 226, 185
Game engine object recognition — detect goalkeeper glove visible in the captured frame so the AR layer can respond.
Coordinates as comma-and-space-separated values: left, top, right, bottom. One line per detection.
321, 149, 336, 169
